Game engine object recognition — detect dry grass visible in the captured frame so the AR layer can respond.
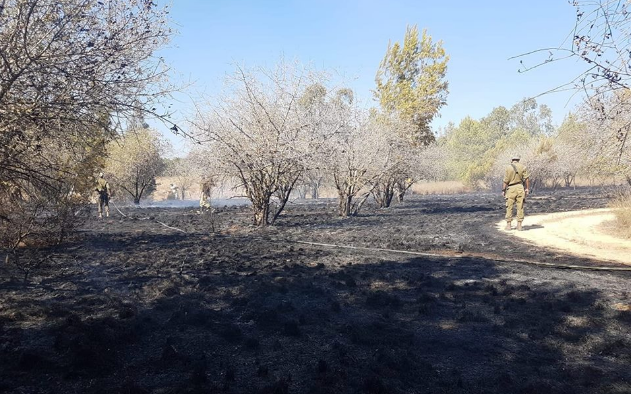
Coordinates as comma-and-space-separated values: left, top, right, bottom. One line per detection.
152, 180, 472, 202
608, 192, 631, 239
411, 180, 469, 195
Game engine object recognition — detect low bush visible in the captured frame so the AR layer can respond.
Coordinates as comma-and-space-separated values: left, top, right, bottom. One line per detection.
608, 191, 631, 239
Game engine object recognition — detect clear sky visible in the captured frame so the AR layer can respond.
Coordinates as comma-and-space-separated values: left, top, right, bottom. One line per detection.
155, 0, 587, 155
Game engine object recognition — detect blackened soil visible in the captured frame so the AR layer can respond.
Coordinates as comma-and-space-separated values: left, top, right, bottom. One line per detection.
0, 188, 630, 394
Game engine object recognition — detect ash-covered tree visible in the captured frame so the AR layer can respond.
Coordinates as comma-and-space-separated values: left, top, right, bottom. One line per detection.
374, 25, 449, 146
192, 62, 339, 226
0, 0, 177, 247
369, 116, 422, 208
324, 110, 387, 217
104, 128, 166, 204
578, 91, 631, 186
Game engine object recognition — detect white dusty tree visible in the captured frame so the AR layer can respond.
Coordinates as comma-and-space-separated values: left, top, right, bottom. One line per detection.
192, 61, 340, 226
577, 92, 631, 186
322, 109, 399, 216
369, 117, 422, 208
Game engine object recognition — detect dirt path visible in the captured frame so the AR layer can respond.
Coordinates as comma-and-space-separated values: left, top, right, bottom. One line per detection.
498, 208, 631, 265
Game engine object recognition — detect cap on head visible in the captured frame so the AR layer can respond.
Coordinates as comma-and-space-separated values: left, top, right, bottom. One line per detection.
511, 154, 521, 161
99, 172, 104, 178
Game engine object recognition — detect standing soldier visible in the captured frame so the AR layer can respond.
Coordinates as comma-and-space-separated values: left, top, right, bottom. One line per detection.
95, 172, 110, 218
502, 154, 530, 231
169, 183, 179, 200
199, 178, 214, 212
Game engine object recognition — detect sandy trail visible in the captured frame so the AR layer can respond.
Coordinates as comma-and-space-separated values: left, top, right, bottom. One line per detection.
499, 208, 631, 265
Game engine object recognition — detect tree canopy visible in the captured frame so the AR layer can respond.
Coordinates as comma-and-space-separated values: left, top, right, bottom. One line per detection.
374, 25, 449, 145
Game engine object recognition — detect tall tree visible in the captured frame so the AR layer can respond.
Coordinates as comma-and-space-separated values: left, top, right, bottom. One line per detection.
374, 25, 449, 145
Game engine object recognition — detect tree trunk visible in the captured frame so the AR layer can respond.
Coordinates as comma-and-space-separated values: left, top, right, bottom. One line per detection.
311, 181, 320, 199
272, 182, 298, 224
253, 202, 270, 226
338, 193, 352, 217
297, 186, 307, 200
352, 192, 371, 215
374, 187, 393, 208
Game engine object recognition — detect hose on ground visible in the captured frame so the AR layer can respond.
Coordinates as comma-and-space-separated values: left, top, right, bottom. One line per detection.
291, 240, 631, 272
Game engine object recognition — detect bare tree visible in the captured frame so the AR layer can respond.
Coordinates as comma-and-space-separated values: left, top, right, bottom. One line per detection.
192, 62, 338, 226
514, 1, 631, 161
577, 92, 631, 185
1, 0, 178, 188
369, 117, 430, 207
324, 110, 390, 216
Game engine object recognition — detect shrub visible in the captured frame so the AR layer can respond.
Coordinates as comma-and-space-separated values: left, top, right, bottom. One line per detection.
608, 191, 631, 239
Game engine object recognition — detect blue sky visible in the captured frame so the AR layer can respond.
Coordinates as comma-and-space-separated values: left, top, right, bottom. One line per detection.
156, 1, 587, 154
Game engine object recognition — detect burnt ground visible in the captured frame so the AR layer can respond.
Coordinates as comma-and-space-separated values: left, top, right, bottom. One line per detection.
0, 188, 630, 394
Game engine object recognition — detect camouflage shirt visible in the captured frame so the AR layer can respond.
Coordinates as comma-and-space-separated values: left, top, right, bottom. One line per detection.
503, 161, 529, 186
96, 178, 109, 194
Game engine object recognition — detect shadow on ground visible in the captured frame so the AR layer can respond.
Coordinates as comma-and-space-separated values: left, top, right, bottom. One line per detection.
1, 189, 630, 393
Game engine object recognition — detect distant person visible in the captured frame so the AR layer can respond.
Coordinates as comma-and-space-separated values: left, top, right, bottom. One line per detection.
502, 154, 530, 231
169, 183, 179, 200
199, 179, 213, 212
95, 172, 110, 218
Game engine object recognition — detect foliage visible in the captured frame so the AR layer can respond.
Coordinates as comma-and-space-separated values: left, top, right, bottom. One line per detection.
442, 99, 552, 188
374, 25, 449, 145
0, 0, 175, 247
104, 128, 166, 204
488, 115, 590, 191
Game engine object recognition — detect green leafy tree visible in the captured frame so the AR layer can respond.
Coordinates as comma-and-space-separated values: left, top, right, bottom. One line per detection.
508, 98, 553, 136
104, 128, 166, 205
0, 0, 176, 249
374, 25, 449, 145
443, 100, 550, 187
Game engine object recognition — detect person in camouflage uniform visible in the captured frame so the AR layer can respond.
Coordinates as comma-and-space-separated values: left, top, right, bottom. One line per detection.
199, 179, 213, 212
95, 172, 110, 218
502, 154, 530, 231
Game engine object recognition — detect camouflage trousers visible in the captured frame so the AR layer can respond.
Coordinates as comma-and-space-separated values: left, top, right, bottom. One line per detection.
505, 184, 525, 221
98, 193, 109, 217
199, 193, 211, 210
